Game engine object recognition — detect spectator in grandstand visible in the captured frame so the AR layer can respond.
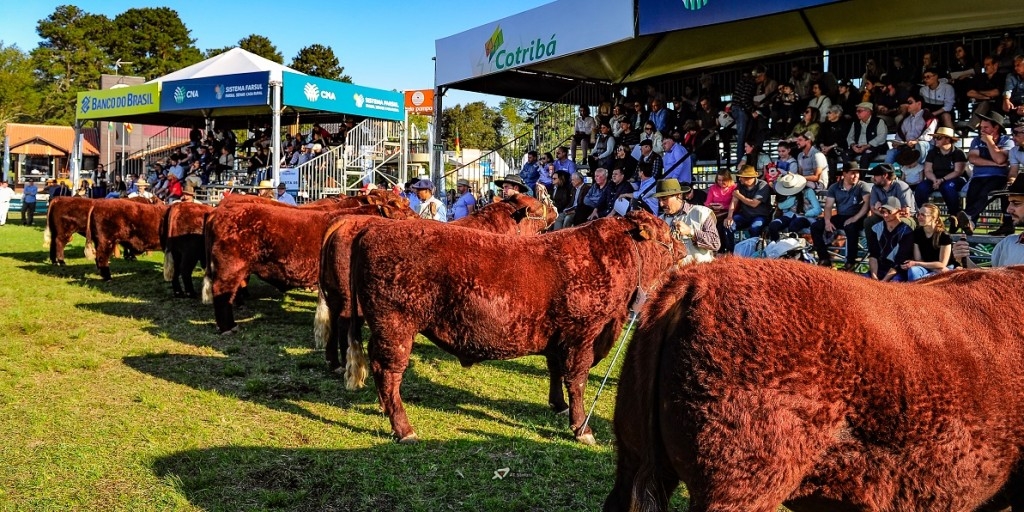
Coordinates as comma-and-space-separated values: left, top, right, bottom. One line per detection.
957, 112, 1014, 236
311, 123, 332, 148
900, 203, 953, 280
920, 127, 968, 227
128, 179, 153, 200
648, 98, 673, 136
724, 165, 772, 241
953, 178, 1024, 267
789, 63, 812, 104
872, 77, 902, 131
1003, 55, 1024, 125
896, 148, 926, 206
867, 164, 917, 233
705, 168, 735, 253
550, 171, 572, 214
861, 58, 884, 86
636, 120, 664, 157
920, 67, 956, 128
966, 55, 1005, 129
818, 105, 849, 184
811, 163, 870, 270
885, 55, 915, 87
948, 45, 979, 117
565, 171, 592, 228
590, 122, 617, 171
738, 141, 771, 173
995, 33, 1018, 75
636, 139, 663, 181
450, 179, 476, 221
166, 175, 183, 203
611, 144, 637, 179
625, 162, 659, 215
768, 140, 799, 183
519, 150, 542, 196
584, 168, 611, 222
731, 68, 758, 162
618, 118, 640, 148
552, 146, 576, 176
885, 92, 936, 165
610, 105, 627, 139
411, 179, 446, 221
771, 82, 800, 138
695, 96, 718, 132
603, 168, 634, 217
795, 132, 829, 191
847, 102, 889, 169
571, 105, 598, 163
661, 137, 691, 183
654, 178, 720, 264
630, 99, 648, 132
835, 80, 860, 122
806, 81, 833, 120
789, 107, 821, 141
867, 196, 915, 281
767, 172, 821, 242
751, 65, 778, 149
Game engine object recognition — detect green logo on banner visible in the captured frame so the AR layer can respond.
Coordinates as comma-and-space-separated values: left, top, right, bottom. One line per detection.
173, 86, 186, 104
682, 0, 709, 9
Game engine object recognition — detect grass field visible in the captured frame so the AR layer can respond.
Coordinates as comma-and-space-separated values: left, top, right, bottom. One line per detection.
0, 222, 690, 511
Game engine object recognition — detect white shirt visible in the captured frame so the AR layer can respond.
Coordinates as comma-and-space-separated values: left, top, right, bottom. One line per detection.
0, 186, 14, 203
277, 191, 297, 206
991, 233, 1024, 267
418, 196, 447, 221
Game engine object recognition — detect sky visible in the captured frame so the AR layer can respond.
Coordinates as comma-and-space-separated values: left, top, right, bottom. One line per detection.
0, 0, 551, 107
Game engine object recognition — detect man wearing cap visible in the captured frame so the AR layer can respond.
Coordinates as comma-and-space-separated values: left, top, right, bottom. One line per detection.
847, 102, 889, 169
867, 197, 915, 281
635, 139, 663, 180
723, 165, 772, 252
450, 179, 476, 220
403, 179, 421, 212
885, 93, 934, 166
957, 112, 1014, 236
654, 178, 719, 264
867, 163, 916, 230
411, 179, 446, 221
811, 163, 871, 270
276, 183, 296, 206
128, 179, 154, 200
494, 174, 530, 199
953, 179, 1024, 267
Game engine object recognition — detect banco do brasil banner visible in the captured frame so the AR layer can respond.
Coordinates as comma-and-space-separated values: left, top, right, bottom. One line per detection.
638, 0, 841, 36
282, 72, 404, 122
77, 83, 160, 120
160, 71, 270, 111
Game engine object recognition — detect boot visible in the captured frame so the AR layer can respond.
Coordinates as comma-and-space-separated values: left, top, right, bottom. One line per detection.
955, 211, 974, 236
989, 223, 1016, 236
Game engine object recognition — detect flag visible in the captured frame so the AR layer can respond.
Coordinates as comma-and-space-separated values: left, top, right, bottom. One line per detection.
125, 123, 133, 134
454, 126, 461, 158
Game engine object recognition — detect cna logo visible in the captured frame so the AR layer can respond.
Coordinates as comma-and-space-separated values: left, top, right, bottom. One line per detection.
681, 0, 709, 9
173, 86, 186, 104
80, 97, 90, 114
353, 93, 364, 108
485, 26, 504, 62
304, 82, 319, 102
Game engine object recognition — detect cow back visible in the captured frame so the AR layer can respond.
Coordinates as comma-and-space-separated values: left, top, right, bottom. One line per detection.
88, 200, 169, 253
452, 194, 556, 235
162, 202, 214, 249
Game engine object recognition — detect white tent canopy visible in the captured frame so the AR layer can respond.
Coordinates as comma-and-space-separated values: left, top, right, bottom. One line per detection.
147, 47, 302, 85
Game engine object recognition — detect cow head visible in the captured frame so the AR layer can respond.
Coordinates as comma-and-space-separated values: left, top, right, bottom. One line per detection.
624, 210, 687, 263
505, 194, 557, 233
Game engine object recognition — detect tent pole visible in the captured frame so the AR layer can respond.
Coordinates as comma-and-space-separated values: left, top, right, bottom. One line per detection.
401, 104, 408, 187
271, 79, 282, 187
71, 123, 81, 191
431, 85, 445, 186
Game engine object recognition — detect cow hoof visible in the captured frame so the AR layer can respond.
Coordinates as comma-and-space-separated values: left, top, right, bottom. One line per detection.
220, 326, 240, 336
398, 433, 419, 444
575, 433, 597, 446
57, 260, 66, 267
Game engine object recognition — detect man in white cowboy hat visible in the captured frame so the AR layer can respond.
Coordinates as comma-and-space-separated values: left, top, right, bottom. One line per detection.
276, 182, 296, 206
128, 178, 154, 199
957, 111, 1014, 236
256, 180, 275, 199
450, 178, 476, 220
953, 178, 1024, 267
411, 179, 446, 221
493, 174, 530, 199
653, 178, 719, 264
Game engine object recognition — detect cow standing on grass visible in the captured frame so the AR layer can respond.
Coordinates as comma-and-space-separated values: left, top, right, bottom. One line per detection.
160, 201, 214, 298
605, 258, 1024, 512
315, 194, 558, 371
344, 211, 683, 444
83, 200, 168, 281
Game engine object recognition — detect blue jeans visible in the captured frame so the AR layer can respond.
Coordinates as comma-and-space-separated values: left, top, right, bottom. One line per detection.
732, 108, 750, 162
884, 141, 930, 165
914, 177, 965, 214
767, 216, 812, 241
732, 212, 769, 237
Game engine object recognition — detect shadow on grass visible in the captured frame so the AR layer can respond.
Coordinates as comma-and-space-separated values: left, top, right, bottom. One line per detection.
151, 435, 651, 512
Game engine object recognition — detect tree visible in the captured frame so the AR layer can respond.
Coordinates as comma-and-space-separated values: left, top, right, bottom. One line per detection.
497, 97, 531, 144
290, 44, 351, 82
0, 42, 41, 137
203, 46, 233, 60
441, 102, 501, 152
31, 5, 113, 124
237, 34, 282, 64
105, 7, 202, 80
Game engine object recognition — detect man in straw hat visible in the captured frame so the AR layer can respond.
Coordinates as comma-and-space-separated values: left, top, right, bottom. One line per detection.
953, 178, 1024, 267
653, 178, 719, 264
128, 178, 154, 199
722, 165, 771, 253
180, 183, 196, 203
411, 179, 446, 221
450, 178, 476, 221
810, 161, 870, 270
956, 111, 1014, 236
493, 174, 530, 199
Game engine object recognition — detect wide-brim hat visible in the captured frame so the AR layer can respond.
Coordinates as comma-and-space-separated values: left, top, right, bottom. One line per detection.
978, 111, 1007, 127
410, 179, 434, 191
136, 179, 149, 188
257, 180, 275, 189
894, 146, 921, 166
991, 178, 1024, 197
933, 126, 959, 141
456, 178, 470, 187
494, 175, 529, 192
652, 178, 692, 198
868, 163, 897, 176
736, 166, 759, 179
774, 173, 807, 196
182, 184, 196, 196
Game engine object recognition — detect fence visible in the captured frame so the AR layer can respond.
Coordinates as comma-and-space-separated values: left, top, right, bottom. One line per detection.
295, 118, 403, 200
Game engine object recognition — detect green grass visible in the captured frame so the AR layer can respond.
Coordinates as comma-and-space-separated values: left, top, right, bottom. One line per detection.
0, 222, 691, 511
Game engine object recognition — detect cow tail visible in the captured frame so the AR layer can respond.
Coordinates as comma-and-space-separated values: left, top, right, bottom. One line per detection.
161, 205, 175, 282
43, 204, 53, 248
344, 244, 369, 391
83, 206, 96, 260
313, 291, 331, 350
201, 211, 215, 305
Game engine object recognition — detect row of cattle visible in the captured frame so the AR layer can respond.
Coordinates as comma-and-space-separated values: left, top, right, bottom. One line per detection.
41, 193, 1024, 511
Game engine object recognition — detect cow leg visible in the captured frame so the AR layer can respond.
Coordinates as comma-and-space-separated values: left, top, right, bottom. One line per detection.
545, 354, 569, 414
96, 241, 116, 281
368, 331, 417, 442
325, 314, 348, 371
212, 293, 238, 334
181, 249, 200, 299
55, 234, 73, 265
564, 347, 598, 445
171, 251, 186, 298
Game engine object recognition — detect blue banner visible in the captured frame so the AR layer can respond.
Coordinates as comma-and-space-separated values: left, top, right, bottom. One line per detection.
638, 0, 841, 36
160, 71, 270, 111
282, 72, 405, 122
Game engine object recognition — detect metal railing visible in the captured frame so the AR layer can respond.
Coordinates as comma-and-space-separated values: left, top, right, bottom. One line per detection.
295, 118, 403, 199
117, 123, 191, 177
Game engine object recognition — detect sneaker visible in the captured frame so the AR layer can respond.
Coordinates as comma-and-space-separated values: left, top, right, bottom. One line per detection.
955, 211, 974, 236
989, 224, 1016, 236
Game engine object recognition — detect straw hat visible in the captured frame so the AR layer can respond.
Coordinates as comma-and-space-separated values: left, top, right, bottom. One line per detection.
933, 127, 959, 141
257, 180, 274, 189
136, 179, 149, 188
736, 166, 759, 179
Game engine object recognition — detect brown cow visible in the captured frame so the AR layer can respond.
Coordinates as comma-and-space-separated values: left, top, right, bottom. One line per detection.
344, 211, 683, 444
161, 201, 215, 298
83, 200, 168, 281
202, 202, 416, 334
604, 259, 1024, 512
45, 197, 156, 265
314, 193, 558, 370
